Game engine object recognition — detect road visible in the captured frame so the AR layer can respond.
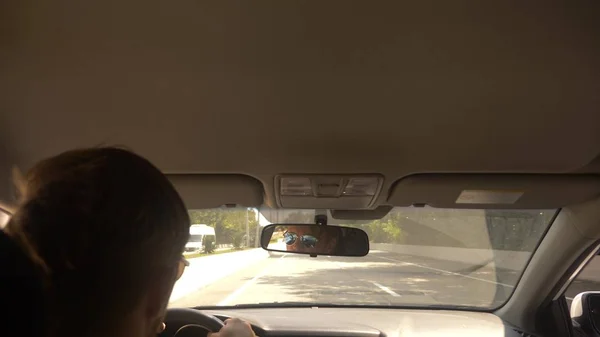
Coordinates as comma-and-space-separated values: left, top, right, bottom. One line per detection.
169, 249, 527, 308
170, 249, 269, 303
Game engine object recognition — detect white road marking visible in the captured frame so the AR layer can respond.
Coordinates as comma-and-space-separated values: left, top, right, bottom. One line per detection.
217, 254, 286, 306
377, 256, 515, 288
370, 281, 401, 297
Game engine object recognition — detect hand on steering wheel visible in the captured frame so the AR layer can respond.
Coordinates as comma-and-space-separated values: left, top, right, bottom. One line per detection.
165, 308, 255, 337
209, 318, 255, 337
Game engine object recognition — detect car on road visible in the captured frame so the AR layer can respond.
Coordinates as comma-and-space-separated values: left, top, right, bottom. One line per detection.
185, 224, 216, 253
2, 2, 600, 337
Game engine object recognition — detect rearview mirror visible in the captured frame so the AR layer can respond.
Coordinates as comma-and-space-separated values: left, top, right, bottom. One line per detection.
260, 224, 369, 257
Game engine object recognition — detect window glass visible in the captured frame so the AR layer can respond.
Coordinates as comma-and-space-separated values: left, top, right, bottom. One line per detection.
566, 253, 600, 309
170, 207, 557, 310
0, 208, 10, 229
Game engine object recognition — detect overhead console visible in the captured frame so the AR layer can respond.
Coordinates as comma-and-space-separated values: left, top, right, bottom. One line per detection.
275, 175, 384, 209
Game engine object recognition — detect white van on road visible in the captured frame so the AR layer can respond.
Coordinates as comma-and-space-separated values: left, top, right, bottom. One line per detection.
185, 224, 216, 253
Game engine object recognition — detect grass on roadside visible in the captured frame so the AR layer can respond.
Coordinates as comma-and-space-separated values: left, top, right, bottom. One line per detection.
184, 247, 251, 259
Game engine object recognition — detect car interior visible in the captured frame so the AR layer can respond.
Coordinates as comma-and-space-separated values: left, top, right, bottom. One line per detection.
2, 1, 600, 337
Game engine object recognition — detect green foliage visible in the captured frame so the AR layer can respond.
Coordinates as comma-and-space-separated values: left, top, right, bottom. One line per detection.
231, 234, 244, 249
188, 208, 259, 247
203, 236, 215, 254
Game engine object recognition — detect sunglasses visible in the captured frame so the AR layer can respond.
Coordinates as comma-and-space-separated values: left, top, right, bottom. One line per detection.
176, 256, 190, 280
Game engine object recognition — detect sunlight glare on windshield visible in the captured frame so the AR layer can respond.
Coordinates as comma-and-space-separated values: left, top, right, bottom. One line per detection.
168, 207, 556, 309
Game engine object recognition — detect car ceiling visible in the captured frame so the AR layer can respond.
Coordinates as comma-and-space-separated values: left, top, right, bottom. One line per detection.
1, 1, 600, 210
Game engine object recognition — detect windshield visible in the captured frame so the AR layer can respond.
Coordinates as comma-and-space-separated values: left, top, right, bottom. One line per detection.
169, 207, 556, 309
189, 234, 204, 242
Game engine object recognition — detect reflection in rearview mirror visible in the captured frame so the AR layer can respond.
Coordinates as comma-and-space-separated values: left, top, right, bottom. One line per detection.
260, 224, 369, 257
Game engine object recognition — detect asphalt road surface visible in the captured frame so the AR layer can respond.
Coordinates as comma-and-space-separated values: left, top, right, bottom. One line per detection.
169, 250, 528, 309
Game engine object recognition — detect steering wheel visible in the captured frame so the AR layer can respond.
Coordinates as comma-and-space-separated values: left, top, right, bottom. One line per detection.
163, 308, 224, 337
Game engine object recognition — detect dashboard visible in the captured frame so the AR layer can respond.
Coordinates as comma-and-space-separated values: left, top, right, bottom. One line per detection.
163, 307, 523, 337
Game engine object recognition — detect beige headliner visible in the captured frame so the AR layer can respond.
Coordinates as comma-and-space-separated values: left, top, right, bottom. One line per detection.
1, 1, 600, 207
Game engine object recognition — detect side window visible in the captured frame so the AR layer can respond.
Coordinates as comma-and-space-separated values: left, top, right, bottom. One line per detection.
0, 207, 10, 229
566, 253, 600, 309
0, 203, 11, 230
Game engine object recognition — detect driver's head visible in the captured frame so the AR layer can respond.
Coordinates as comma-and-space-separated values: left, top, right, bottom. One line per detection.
284, 225, 339, 254
5, 147, 191, 337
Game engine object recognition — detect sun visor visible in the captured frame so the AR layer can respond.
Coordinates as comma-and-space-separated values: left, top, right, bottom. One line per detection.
388, 174, 600, 209
168, 174, 263, 209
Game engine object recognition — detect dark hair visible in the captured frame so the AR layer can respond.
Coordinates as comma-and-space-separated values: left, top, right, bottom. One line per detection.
6, 147, 190, 336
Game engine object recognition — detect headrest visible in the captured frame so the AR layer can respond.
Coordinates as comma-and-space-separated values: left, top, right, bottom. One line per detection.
0, 230, 45, 336
388, 174, 600, 209
168, 174, 264, 209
